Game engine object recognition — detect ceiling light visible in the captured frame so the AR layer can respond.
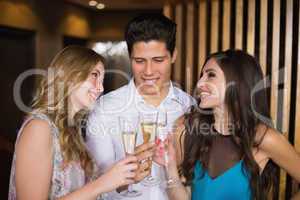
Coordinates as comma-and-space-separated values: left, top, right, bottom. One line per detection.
96, 3, 105, 9
89, 0, 97, 6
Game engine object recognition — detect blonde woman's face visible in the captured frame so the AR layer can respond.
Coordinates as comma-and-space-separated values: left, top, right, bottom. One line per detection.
70, 62, 105, 110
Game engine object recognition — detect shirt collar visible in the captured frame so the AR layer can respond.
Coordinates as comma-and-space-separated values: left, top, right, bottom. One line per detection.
128, 78, 184, 106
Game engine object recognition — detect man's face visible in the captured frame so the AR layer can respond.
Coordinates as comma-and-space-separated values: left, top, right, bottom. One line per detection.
130, 40, 176, 96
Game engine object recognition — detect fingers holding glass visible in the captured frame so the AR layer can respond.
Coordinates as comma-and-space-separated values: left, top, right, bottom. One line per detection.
119, 116, 142, 197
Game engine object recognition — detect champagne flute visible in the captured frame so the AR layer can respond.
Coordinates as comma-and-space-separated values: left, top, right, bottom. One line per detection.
156, 112, 169, 163
156, 112, 176, 188
139, 112, 161, 187
156, 111, 168, 143
119, 116, 142, 197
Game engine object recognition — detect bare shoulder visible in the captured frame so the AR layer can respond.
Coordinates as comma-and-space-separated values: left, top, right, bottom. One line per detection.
256, 123, 288, 155
17, 119, 52, 151
259, 126, 285, 146
15, 119, 54, 199
255, 124, 300, 182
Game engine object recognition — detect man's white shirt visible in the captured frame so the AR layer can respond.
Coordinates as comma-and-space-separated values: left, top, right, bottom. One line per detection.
86, 79, 195, 200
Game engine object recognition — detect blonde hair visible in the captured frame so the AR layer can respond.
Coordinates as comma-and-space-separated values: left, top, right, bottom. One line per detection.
31, 45, 105, 176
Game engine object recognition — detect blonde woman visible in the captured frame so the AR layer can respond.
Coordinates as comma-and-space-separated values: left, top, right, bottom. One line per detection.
8, 46, 141, 200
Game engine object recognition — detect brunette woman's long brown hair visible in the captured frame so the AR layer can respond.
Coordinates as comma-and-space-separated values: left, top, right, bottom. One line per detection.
180, 50, 278, 199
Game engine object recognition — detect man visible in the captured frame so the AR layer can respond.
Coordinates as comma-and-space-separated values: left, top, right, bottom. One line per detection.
86, 14, 195, 199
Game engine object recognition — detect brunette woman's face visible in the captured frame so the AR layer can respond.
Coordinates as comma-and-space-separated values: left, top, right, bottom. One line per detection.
197, 58, 226, 109
70, 62, 105, 110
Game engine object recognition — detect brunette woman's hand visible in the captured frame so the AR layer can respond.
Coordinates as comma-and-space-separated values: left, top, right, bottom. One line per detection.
153, 134, 178, 168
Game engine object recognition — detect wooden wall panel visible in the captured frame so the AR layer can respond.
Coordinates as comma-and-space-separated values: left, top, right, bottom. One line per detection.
259, 0, 268, 75
294, 6, 300, 192
163, 3, 172, 19
222, 0, 231, 51
296, 0, 300, 154
198, 0, 207, 75
210, 0, 219, 53
247, 0, 255, 55
286, 0, 299, 197
270, 1, 285, 199
185, 2, 194, 94
271, 0, 280, 129
174, 4, 183, 85
235, 0, 243, 49
283, 0, 293, 138
281, 1, 294, 199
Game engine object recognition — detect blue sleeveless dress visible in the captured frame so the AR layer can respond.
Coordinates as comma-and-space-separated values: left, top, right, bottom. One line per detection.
192, 160, 251, 200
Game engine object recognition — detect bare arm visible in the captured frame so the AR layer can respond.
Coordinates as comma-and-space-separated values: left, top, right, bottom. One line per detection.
165, 116, 191, 200
15, 119, 138, 200
58, 156, 138, 200
15, 119, 53, 200
260, 128, 300, 198
16, 119, 106, 200
165, 162, 191, 200
261, 128, 300, 181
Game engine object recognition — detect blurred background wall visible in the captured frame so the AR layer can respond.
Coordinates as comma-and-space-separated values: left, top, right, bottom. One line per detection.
0, 0, 299, 199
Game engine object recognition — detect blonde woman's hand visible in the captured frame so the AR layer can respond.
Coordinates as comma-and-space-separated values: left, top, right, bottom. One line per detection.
98, 155, 138, 193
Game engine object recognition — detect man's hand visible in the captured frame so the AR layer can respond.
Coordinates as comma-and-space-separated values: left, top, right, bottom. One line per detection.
134, 142, 155, 183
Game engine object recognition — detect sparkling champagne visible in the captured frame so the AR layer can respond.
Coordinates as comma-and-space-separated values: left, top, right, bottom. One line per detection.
141, 122, 157, 143
122, 131, 137, 155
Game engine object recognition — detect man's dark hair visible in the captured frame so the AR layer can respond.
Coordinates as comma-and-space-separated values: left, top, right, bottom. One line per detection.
125, 13, 177, 56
